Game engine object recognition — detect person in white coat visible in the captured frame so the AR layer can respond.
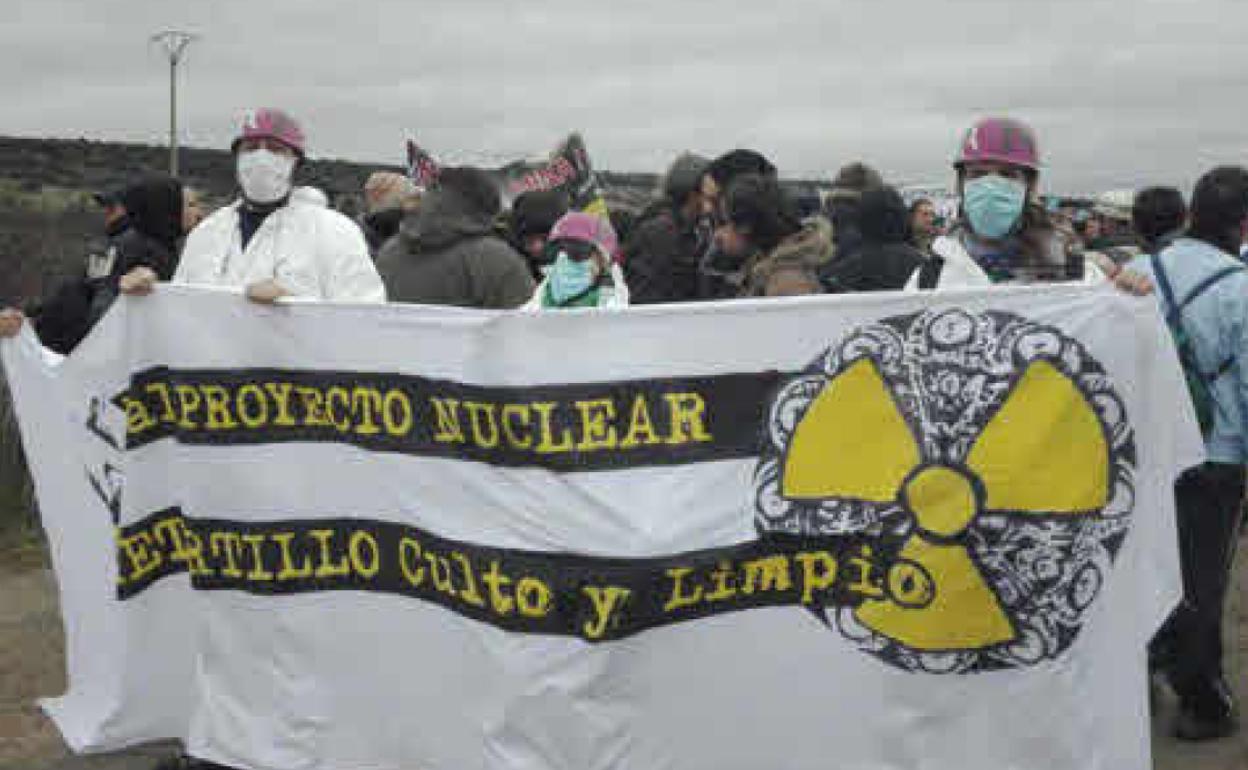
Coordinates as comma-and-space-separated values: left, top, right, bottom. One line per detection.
165, 109, 384, 304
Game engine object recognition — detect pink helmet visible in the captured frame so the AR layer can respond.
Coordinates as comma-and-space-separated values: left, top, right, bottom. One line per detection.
955, 117, 1039, 172
232, 108, 306, 156
548, 211, 622, 264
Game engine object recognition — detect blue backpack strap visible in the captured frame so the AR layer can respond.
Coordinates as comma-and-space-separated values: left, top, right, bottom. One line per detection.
1178, 265, 1245, 312
1149, 253, 1180, 322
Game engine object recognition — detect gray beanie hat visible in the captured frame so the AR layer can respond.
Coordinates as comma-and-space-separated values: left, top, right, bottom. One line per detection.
663, 152, 711, 205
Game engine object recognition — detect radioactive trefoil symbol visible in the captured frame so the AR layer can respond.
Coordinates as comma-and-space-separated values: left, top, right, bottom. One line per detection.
781, 357, 1110, 652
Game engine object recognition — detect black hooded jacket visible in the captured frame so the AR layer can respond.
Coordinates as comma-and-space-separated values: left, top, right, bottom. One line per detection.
32, 175, 183, 354
821, 186, 923, 293
375, 168, 535, 308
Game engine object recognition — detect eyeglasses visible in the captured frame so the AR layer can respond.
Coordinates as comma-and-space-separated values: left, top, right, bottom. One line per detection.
544, 238, 599, 263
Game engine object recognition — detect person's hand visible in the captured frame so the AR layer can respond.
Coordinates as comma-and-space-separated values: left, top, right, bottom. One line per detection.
119, 266, 158, 296
1111, 269, 1154, 296
0, 307, 24, 338
245, 279, 290, 304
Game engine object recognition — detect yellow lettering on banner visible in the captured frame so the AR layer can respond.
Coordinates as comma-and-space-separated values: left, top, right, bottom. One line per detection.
664, 567, 704, 611
174, 384, 202, 430
325, 387, 352, 433
581, 585, 631, 640
516, 577, 552, 617
309, 529, 351, 578
352, 388, 384, 435
741, 555, 793, 595
796, 551, 839, 605
242, 534, 275, 581
575, 399, 617, 451
200, 385, 239, 430
272, 532, 314, 580
847, 545, 884, 598
501, 404, 533, 449
481, 560, 515, 615
464, 401, 500, 448
237, 385, 268, 428
383, 389, 413, 437
533, 402, 574, 454
122, 396, 157, 435
398, 537, 425, 587
705, 560, 737, 601
430, 398, 465, 443
619, 395, 662, 449
154, 517, 210, 576
452, 551, 486, 607
348, 531, 380, 578
664, 392, 712, 445
296, 386, 333, 428
209, 531, 246, 578
263, 382, 298, 427
424, 552, 456, 595
118, 530, 163, 583
145, 381, 178, 424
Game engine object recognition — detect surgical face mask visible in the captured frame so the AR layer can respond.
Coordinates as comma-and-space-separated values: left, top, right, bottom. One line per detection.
963, 175, 1027, 239
237, 149, 296, 204
547, 250, 598, 304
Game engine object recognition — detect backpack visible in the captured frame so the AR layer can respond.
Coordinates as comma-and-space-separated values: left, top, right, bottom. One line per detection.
1150, 253, 1245, 436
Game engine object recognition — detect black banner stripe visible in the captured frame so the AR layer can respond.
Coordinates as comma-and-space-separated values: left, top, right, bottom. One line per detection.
116, 509, 921, 643
114, 367, 788, 471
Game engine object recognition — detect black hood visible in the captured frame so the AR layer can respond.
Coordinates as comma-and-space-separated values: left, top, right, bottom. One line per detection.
121, 175, 183, 252
399, 186, 496, 253
858, 186, 909, 245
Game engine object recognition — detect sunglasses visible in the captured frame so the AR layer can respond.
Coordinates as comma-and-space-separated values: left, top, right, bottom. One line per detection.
544, 238, 600, 263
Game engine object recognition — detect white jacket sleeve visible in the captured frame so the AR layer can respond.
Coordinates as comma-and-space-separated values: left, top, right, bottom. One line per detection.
309, 209, 387, 303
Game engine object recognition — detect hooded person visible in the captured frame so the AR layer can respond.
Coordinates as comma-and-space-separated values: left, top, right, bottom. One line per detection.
524, 211, 628, 309
12, 174, 187, 354
506, 189, 571, 279
824, 161, 884, 265
821, 185, 924, 293
623, 152, 710, 304
361, 171, 418, 256
171, 108, 385, 303
376, 166, 535, 308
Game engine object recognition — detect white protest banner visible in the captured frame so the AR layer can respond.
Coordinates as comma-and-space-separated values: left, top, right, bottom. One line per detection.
3, 285, 1200, 770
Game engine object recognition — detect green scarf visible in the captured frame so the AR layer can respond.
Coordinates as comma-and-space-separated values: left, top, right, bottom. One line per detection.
540, 281, 602, 309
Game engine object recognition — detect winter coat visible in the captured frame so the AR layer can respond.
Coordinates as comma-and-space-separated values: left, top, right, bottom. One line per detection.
740, 218, 835, 297
32, 177, 184, 354
822, 187, 923, 293
905, 221, 1100, 290
375, 187, 534, 309
623, 202, 703, 304
362, 208, 404, 257
175, 199, 385, 302
1128, 237, 1248, 463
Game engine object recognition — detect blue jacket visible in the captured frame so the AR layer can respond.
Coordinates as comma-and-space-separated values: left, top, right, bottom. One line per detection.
1129, 237, 1248, 464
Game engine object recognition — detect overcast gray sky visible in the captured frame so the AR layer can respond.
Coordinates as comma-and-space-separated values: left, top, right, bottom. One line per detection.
5, 0, 1248, 194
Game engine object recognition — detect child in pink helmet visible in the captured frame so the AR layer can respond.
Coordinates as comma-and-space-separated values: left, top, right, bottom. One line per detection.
524, 211, 629, 309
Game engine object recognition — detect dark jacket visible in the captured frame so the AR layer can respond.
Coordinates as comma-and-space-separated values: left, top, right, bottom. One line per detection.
362, 208, 404, 257
376, 185, 535, 309
32, 176, 182, 354
821, 187, 923, 293
623, 202, 703, 304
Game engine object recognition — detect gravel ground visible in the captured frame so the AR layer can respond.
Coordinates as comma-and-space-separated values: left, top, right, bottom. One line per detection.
4, 546, 1246, 770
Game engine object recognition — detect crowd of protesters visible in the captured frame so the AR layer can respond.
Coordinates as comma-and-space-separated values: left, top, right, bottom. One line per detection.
3, 108, 1248, 767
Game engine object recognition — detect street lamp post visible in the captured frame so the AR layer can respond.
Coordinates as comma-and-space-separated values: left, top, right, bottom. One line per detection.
151, 31, 197, 176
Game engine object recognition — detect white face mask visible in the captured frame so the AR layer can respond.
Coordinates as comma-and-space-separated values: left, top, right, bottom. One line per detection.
236, 149, 295, 204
